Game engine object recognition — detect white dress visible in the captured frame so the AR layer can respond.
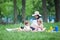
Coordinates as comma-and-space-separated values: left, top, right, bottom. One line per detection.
24, 25, 31, 31
31, 18, 43, 28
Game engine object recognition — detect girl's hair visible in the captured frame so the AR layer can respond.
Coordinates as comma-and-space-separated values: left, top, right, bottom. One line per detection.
24, 21, 29, 25
37, 19, 42, 24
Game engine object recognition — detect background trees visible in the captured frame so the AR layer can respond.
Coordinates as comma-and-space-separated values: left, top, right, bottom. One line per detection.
0, 0, 60, 24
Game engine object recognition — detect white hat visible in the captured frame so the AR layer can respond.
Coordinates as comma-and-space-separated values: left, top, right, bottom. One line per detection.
32, 11, 42, 16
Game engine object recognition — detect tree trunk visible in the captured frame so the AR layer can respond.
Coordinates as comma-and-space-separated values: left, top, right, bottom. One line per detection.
54, 0, 60, 22
0, 8, 2, 24
13, 0, 18, 23
42, 0, 47, 22
22, 0, 26, 23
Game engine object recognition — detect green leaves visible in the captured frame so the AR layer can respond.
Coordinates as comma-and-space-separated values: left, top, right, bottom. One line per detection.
0, 0, 55, 18
0, 1, 13, 17
47, 0, 55, 16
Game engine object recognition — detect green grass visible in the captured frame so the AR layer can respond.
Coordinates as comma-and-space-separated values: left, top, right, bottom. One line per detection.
0, 23, 60, 40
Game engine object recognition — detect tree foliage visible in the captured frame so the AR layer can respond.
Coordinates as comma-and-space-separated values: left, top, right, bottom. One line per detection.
0, 0, 60, 23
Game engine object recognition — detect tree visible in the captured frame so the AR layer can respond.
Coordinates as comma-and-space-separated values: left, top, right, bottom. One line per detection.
47, 0, 55, 16
54, 0, 60, 22
42, 0, 47, 22
0, 0, 4, 24
22, 0, 26, 22
0, 8, 2, 23
13, 0, 18, 23
13, 0, 17, 23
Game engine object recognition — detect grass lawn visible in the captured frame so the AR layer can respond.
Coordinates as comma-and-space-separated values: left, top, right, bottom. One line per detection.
0, 22, 60, 40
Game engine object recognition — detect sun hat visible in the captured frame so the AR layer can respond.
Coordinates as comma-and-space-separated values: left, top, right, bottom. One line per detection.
32, 11, 42, 16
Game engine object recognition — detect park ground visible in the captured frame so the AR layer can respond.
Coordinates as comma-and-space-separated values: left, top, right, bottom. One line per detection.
0, 22, 60, 40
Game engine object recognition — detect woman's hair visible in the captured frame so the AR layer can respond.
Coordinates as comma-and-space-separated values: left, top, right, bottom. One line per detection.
36, 15, 40, 19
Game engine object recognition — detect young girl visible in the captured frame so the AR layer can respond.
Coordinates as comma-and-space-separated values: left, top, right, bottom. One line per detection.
23, 21, 32, 31
37, 19, 46, 31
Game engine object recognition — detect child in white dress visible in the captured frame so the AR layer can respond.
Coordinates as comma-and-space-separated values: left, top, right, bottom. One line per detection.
24, 21, 32, 31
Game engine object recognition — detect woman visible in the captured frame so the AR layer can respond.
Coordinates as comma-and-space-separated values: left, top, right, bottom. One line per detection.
31, 11, 43, 31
